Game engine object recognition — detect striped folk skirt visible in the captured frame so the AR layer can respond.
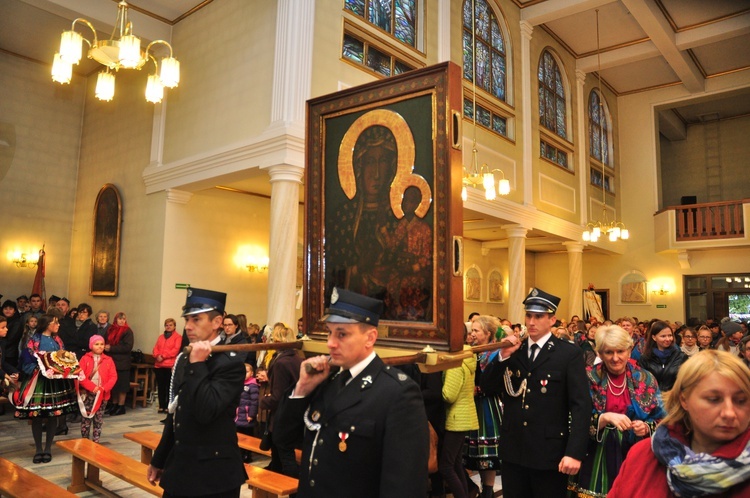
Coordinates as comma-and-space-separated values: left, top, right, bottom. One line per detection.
463, 393, 502, 471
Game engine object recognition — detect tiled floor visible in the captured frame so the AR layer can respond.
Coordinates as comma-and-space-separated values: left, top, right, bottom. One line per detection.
0, 401, 264, 497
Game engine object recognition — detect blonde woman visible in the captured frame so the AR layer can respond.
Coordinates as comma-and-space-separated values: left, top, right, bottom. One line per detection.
259, 324, 302, 477
610, 350, 750, 497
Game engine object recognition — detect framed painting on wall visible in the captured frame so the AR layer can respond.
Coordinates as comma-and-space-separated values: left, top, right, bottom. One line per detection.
90, 184, 122, 296
465, 267, 482, 302
487, 269, 504, 303
304, 62, 465, 352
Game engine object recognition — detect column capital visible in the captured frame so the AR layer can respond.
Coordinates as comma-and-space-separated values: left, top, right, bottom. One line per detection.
503, 224, 530, 238
266, 163, 304, 184
520, 20, 534, 40
166, 189, 193, 204
576, 69, 587, 85
563, 241, 585, 253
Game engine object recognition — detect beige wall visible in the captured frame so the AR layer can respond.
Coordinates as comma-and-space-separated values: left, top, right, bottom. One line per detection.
660, 115, 750, 207
162, 0, 277, 164
67, 69, 164, 350
0, 53, 84, 301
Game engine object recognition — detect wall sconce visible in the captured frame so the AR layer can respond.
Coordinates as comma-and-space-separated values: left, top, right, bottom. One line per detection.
245, 256, 269, 273
12, 253, 37, 269
652, 284, 669, 296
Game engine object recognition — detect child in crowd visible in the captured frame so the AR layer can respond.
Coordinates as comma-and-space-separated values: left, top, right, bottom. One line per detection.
77, 335, 116, 443
235, 362, 259, 463
18, 315, 38, 357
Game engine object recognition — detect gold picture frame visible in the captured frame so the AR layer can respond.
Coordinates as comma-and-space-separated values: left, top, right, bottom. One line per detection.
90, 184, 122, 296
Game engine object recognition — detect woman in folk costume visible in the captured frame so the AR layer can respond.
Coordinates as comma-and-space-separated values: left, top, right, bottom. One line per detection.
570, 325, 666, 498
13, 310, 79, 464
77, 335, 116, 442
464, 315, 505, 498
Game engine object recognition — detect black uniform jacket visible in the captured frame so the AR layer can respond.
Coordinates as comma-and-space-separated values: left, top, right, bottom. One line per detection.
151, 350, 247, 496
274, 355, 429, 498
482, 335, 591, 470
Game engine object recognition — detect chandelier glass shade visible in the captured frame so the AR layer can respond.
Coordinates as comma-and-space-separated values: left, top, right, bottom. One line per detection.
462, 0, 509, 203
50, 1, 180, 104
582, 9, 628, 243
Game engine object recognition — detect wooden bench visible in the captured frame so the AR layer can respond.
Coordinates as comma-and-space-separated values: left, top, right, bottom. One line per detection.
122, 431, 298, 498
0, 455, 79, 498
55, 438, 163, 497
124, 430, 301, 464
245, 463, 298, 498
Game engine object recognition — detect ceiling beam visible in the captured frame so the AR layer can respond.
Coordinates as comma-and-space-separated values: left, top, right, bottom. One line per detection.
521, 0, 617, 26
576, 40, 659, 73
621, 0, 704, 93
675, 11, 750, 50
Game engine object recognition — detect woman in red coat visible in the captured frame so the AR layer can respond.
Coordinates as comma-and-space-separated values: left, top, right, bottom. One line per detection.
609, 350, 750, 497
152, 318, 182, 414
77, 335, 117, 442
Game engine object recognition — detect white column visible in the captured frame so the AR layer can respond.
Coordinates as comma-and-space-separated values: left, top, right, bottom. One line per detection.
520, 21, 534, 206
437, 0, 451, 62
575, 69, 588, 224
563, 241, 584, 320
504, 224, 529, 324
266, 164, 304, 327
268, 0, 315, 136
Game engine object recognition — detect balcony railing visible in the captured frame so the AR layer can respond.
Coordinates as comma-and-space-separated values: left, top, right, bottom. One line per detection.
673, 200, 745, 241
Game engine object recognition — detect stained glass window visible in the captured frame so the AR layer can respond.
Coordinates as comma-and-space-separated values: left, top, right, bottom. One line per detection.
342, 31, 416, 77
538, 51, 567, 139
540, 139, 569, 170
588, 89, 610, 166
345, 0, 416, 47
462, 0, 507, 102
463, 98, 507, 137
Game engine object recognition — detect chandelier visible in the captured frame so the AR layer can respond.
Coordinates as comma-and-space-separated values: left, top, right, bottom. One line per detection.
582, 10, 628, 243
51, 1, 180, 104
461, 0, 510, 202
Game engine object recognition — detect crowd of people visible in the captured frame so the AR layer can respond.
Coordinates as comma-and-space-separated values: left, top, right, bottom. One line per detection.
2, 286, 750, 498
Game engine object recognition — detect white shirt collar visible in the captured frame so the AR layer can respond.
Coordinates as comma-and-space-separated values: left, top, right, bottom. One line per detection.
528, 332, 552, 351
346, 351, 377, 380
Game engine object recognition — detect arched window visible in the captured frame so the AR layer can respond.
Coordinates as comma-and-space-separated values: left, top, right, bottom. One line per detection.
342, 1, 422, 77
589, 89, 610, 165
462, 0, 507, 102
538, 50, 566, 140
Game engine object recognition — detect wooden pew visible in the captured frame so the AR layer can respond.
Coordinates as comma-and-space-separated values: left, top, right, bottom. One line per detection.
55, 438, 163, 497
245, 463, 299, 498
122, 431, 299, 498
123, 430, 301, 464
0, 456, 79, 498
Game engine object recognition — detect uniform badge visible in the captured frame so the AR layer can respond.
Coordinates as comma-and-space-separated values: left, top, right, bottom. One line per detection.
187, 288, 193, 297
361, 375, 372, 388
311, 410, 320, 422
397, 373, 408, 381
331, 287, 339, 304
516, 370, 521, 378
338, 432, 349, 452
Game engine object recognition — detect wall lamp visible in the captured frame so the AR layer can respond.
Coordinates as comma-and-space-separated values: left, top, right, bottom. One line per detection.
245, 256, 269, 273
652, 285, 669, 296
12, 253, 37, 269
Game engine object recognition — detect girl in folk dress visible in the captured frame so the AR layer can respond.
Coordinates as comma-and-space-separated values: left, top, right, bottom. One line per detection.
78, 335, 117, 442
13, 312, 78, 464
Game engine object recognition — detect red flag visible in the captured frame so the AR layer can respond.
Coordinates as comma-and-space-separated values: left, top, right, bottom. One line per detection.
31, 246, 46, 311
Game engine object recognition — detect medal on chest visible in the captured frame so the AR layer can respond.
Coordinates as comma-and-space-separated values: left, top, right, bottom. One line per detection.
338, 432, 349, 452
540, 380, 548, 393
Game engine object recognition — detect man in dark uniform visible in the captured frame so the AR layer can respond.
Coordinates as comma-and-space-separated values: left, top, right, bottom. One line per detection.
482, 288, 591, 498
274, 287, 429, 498
147, 288, 246, 498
